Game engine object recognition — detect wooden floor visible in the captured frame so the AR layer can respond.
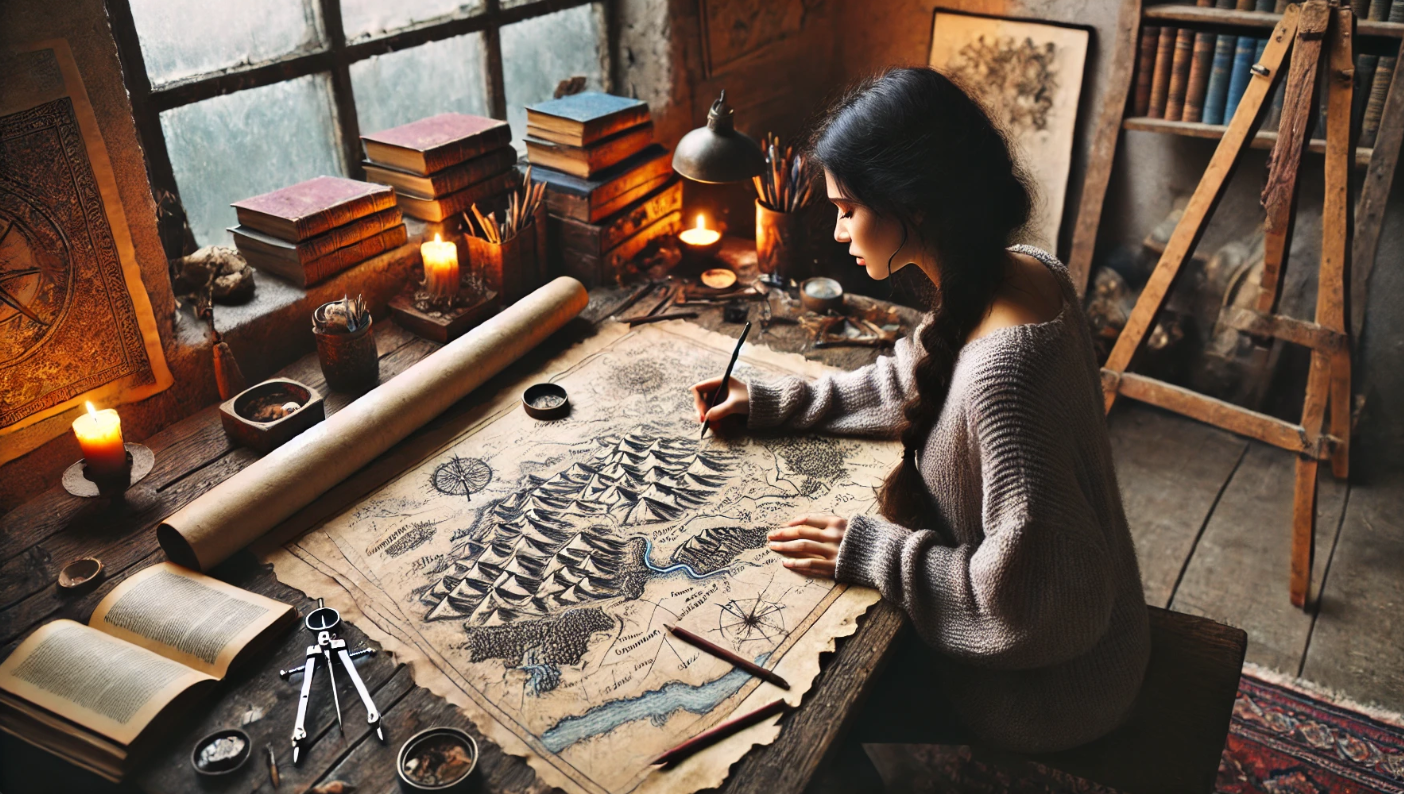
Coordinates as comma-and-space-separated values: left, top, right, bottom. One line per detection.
1105, 402, 1404, 715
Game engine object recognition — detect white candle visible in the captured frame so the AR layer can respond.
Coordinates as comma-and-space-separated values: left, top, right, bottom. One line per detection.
679, 214, 721, 248
72, 401, 126, 477
421, 233, 459, 298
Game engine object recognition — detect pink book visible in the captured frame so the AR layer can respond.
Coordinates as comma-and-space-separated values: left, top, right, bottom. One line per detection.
231, 176, 395, 242
361, 113, 512, 176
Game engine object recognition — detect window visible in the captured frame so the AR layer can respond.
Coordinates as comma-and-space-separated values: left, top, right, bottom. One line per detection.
108, 0, 615, 252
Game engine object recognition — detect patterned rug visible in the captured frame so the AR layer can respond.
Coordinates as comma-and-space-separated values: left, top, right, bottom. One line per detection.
872, 668, 1404, 793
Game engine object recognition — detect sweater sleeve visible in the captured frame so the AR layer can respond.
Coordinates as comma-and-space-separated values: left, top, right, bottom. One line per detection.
744, 333, 920, 439
832, 353, 1116, 670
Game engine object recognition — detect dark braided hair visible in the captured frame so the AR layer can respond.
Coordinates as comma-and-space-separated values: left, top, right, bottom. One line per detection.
810, 67, 1033, 528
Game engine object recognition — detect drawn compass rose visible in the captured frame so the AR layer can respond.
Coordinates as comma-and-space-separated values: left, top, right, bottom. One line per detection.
0, 203, 69, 365
0, 217, 58, 328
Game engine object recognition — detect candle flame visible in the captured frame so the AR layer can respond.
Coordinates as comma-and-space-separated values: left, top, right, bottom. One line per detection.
86, 401, 97, 417
695, 214, 706, 231
433, 233, 442, 243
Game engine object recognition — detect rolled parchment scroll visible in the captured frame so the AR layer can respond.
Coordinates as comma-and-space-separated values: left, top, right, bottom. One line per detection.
158, 276, 590, 571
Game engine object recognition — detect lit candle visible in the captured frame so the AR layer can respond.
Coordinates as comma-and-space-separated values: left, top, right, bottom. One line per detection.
679, 214, 721, 248
72, 401, 126, 477
420, 233, 459, 298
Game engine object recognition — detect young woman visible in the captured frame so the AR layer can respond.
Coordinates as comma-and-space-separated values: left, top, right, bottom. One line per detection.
691, 67, 1151, 765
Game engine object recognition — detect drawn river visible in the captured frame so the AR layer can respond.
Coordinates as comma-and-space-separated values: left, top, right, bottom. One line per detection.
538, 652, 772, 753
639, 537, 730, 580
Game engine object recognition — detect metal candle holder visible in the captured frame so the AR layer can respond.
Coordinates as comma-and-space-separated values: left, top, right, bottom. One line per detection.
61, 443, 154, 499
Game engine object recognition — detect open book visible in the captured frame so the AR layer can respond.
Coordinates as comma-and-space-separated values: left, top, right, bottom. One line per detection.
0, 563, 296, 781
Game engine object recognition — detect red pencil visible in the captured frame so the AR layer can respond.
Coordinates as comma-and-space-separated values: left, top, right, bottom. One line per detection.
651, 698, 789, 767
665, 623, 790, 690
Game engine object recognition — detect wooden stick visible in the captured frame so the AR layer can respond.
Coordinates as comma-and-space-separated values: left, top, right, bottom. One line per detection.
651, 698, 788, 767
624, 311, 698, 326
665, 624, 790, 689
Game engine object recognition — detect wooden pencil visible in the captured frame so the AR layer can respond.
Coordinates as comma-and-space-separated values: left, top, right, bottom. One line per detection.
664, 623, 791, 689
651, 698, 789, 767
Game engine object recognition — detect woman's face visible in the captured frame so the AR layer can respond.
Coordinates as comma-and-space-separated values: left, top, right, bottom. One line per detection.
825, 168, 919, 281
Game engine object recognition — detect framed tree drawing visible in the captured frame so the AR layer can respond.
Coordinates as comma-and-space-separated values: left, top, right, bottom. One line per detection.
929, 12, 1089, 251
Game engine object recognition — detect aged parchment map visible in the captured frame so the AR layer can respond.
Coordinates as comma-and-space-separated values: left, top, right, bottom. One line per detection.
269, 321, 900, 794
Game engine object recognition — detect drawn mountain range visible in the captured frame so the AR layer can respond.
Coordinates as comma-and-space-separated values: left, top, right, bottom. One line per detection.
422, 430, 739, 623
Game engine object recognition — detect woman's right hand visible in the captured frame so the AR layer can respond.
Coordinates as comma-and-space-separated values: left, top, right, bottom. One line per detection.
691, 376, 749, 428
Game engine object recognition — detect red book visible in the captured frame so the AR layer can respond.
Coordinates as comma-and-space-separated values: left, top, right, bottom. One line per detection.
361, 113, 512, 176
232, 177, 395, 242
240, 224, 408, 287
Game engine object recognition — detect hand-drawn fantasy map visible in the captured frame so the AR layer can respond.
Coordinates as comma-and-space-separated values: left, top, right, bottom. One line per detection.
269, 321, 900, 794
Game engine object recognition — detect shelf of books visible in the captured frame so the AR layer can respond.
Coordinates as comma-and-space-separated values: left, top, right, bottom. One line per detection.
1132, 2, 1399, 166
1122, 117, 1375, 166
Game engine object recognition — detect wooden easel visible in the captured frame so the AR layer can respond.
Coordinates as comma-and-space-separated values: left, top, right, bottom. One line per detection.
1100, 1, 1352, 609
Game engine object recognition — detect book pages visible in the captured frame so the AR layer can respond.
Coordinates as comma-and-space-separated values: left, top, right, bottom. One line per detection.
266, 320, 898, 794
0, 621, 211, 746
88, 563, 293, 678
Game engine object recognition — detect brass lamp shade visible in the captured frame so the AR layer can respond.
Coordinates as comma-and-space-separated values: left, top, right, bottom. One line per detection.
672, 91, 765, 184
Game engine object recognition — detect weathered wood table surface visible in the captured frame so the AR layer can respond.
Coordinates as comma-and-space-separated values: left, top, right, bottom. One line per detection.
0, 281, 922, 794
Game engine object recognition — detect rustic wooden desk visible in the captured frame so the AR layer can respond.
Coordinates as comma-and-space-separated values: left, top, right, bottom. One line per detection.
0, 285, 921, 794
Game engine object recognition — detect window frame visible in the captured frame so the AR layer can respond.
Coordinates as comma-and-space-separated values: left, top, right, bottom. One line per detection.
106, 0, 619, 256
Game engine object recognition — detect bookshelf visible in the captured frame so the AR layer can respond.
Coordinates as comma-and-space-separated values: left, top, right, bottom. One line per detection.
1122, 116, 1375, 166
1142, 4, 1404, 38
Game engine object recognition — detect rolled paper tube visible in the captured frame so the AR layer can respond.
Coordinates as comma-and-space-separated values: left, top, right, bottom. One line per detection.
158, 277, 590, 571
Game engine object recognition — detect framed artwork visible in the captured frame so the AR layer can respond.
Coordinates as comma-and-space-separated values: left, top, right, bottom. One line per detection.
929, 12, 1090, 250
0, 40, 172, 463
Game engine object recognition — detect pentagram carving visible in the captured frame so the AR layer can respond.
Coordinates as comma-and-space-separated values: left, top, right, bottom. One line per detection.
0, 46, 171, 450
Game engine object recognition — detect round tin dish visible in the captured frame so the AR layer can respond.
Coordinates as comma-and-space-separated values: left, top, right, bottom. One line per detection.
397, 727, 479, 792
700, 268, 738, 289
522, 383, 570, 420
800, 277, 844, 313
191, 728, 252, 776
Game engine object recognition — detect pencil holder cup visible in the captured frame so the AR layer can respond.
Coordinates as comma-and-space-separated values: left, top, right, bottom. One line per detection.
314, 314, 378, 393
465, 202, 548, 305
756, 199, 798, 279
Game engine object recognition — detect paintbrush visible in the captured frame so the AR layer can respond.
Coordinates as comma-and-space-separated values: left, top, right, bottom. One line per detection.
700, 321, 751, 440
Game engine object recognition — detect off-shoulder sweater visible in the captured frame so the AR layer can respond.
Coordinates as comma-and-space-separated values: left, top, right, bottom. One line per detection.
745, 246, 1150, 753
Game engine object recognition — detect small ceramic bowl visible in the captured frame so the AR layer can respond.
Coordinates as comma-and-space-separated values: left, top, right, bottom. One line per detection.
800, 277, 844, 313
397, 727, 479, 792
522, 383, 570, 420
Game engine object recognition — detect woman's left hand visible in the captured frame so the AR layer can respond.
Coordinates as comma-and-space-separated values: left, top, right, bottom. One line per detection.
768, 514, 848, 579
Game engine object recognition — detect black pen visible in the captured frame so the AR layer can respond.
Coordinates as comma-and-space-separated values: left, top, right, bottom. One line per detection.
700, 321, 751, 441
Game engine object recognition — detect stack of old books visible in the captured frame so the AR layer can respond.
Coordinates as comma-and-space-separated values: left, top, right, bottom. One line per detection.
230, 176, 406, 287
361, 113, 518, 223
525, 92, 680, 287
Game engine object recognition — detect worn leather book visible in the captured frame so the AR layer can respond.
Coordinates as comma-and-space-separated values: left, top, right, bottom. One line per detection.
1184, 31, 1218, 122
551, 179, 681, 261
525, 91, 650, 147
361, 113, 512, 176
241, 223, 407, 286
363, 145, 516, 200
1165, 28, 1197, 121
525, 121, 654, 178
1203, 35, 1238, 125
1148, 26, 1178, 119
535, 143, 671, 223
229, 206, 403, 265
1223, 36, 1260, 123
232, 176, 394, 242
556, 210, 682, 288
1361, 55, 1396, 148
1353, 54, 1381, 139
1133, 25, 1162, 116
0, 564, 295, 782
393, 170, 518, 223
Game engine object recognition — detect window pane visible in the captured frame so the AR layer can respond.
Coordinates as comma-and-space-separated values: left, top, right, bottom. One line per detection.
128, 0, 324, 87
350, 34, 490, 137
162, 75, 344, 247
500, 4, 608, 153
340, 0, 485, 43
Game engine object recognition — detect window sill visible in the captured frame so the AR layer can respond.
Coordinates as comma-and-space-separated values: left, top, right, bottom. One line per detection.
178, 219, 434, 384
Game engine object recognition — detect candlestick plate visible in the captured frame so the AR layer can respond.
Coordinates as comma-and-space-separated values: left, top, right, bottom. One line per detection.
389, 289, 499, 343
61, 443, 154, 498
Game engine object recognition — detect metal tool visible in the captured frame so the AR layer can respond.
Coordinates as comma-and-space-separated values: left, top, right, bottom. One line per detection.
283, 600, 385, 764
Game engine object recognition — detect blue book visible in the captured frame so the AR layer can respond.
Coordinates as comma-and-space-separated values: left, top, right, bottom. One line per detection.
525, 91, 650, 146
1223, 36, 1258, 122
1203, 35, 1237, 124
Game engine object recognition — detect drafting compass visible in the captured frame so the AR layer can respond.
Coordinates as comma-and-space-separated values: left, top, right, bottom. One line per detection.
280, 599, 384, 764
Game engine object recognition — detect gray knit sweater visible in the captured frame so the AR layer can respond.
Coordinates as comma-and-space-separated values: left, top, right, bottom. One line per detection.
745, 246, 1150, 753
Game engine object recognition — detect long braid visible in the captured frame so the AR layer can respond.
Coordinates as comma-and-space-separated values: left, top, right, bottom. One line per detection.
809, 67, 1033, 528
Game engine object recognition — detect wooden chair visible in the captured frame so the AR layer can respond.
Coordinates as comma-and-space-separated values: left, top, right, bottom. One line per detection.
980, 606, 1248, 794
